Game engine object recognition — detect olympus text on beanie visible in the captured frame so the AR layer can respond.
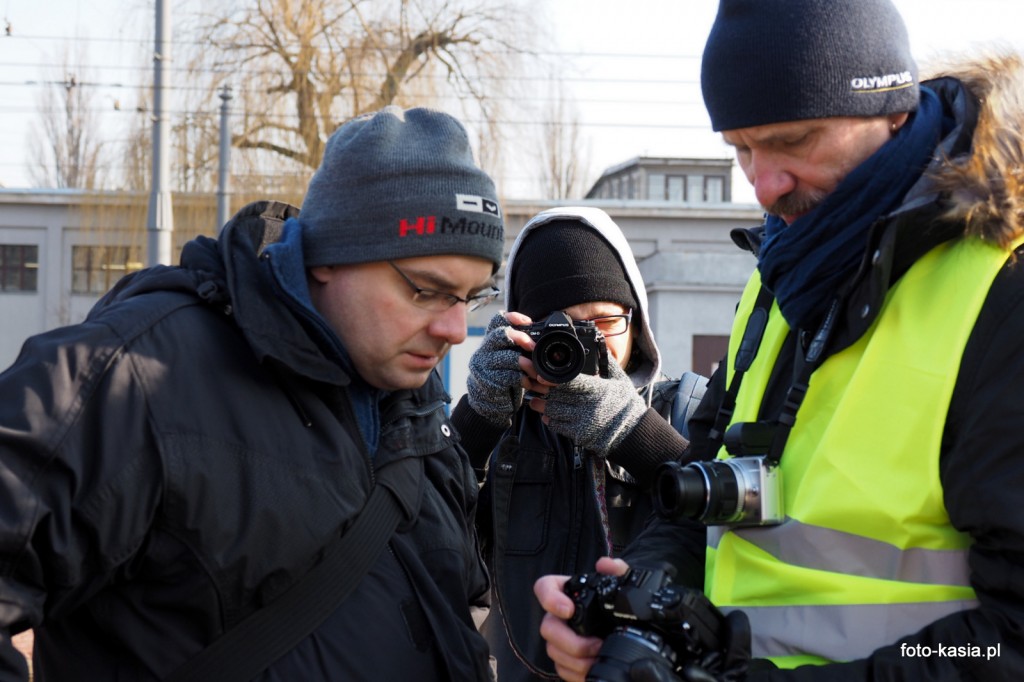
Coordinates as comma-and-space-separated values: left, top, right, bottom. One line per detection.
299, 106, 504, 270
700, 0, 919, 131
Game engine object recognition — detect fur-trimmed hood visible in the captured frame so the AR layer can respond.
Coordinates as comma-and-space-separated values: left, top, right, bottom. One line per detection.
925, 50, 1024, 247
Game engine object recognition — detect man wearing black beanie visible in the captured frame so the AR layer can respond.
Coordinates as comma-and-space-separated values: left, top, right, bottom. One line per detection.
451, 207, 708, 682
535, 1, 1024, 680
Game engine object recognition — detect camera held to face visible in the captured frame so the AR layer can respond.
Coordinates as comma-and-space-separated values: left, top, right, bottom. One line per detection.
653, 421, 784, 526
516, 310, 609, 384
563, 565, 728, 682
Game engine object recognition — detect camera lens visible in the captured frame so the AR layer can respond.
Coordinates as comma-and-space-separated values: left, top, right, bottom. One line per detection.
544, 341, 573, 370
654, 460, 740, 523
701, 461, 741, 522
587, 628, 678, 682
654, 462, 709, 519
533, 330, 586, 383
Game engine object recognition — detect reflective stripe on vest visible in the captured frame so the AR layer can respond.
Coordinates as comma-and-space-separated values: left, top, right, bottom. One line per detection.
707, 520, 971, 587
707, 235, 1017, 666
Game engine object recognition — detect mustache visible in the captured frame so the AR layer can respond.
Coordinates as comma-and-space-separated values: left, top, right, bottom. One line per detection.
766, 189, 828, 219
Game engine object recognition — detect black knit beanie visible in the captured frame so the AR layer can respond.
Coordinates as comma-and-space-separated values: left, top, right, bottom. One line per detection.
701, 0, 920, 131
510, 220, 638, 320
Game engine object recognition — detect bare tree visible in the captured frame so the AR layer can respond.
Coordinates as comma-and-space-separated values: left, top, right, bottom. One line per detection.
181, 0, 532, 190
29, 48, 105, 189
536, 78, 591, 200
116, 102, 153, 192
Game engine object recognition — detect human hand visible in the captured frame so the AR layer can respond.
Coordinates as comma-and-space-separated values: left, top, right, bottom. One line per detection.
530, 359, 647, 453
680, 610, 756, 682
534, 557, 629, 682
466, 313, 533, 428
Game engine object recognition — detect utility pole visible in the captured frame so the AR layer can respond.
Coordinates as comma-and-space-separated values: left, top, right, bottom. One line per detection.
146, 0, 173, 266
216, 85, 233, 232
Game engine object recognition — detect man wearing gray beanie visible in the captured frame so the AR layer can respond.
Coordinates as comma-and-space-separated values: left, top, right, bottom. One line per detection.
535, 2, 1024, 681
0, 105, 504, 680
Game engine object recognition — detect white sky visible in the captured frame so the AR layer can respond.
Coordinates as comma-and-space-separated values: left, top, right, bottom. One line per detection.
2, 0, 1023, 203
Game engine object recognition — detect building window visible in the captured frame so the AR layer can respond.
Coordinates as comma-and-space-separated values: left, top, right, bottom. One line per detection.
706, 175, 725, 203
71, 245, 144, 295
648, 173, 665, 200
687, 175, 705, 203
693, 334, 730, 377
0, 244, 39, 292
667, 176, 685, 202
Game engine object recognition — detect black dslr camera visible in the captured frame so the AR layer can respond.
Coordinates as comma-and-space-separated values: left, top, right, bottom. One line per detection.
516, 310, 609, 384
563, 565, 726, 682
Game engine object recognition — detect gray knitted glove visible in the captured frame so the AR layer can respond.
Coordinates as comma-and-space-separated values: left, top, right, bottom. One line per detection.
541, 360, 647, 454
466, 313, 525, 428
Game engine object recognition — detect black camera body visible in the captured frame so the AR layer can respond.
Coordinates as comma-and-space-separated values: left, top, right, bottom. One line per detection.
564, 566, 725, 682
516, 310, 609, 384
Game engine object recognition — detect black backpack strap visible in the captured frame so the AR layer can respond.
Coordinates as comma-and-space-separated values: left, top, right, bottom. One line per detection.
165, 456, 422, 682
670, 371, 709, 440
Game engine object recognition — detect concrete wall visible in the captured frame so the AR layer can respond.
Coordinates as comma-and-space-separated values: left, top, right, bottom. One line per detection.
448, 199, 763, 404
0, 191, 149, 369
0, 191, 764, 399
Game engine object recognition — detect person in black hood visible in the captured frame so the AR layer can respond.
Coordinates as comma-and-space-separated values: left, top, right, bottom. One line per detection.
534, 1, 1024, 681
452, 207, 707, 681
0, 106, 505, 680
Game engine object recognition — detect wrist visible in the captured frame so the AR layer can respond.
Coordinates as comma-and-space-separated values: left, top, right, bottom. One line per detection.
608, 408, 687, 487
451, 395, 509, 470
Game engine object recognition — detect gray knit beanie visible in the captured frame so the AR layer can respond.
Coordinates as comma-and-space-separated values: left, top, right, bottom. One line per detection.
300, 106, 504, 270
701, 0, 920, 131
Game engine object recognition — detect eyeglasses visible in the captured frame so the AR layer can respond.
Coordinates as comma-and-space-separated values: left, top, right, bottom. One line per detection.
585, 310, 633, 337
388, 261, 501, 312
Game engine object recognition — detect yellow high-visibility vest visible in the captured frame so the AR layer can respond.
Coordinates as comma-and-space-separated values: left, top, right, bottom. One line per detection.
708, 235, 1017, 667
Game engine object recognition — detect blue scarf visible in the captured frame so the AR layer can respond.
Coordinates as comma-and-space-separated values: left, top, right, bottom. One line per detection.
758, 87, 946, 330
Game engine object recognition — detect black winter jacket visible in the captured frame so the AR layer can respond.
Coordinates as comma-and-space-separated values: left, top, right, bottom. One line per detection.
456, 379, 705, 682
623, 54, 1024, 681
0, 201, 492, 681
453, 207, 707, 682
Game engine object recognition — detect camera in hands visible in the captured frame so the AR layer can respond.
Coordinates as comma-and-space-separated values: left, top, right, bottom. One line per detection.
516, 310, 609, 384
653, 421, 784, 526
563, 565, 727, 682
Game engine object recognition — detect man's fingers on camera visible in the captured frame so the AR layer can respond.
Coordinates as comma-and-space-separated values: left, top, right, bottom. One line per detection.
595, 556, 630, 577
504, 310, 533, 327
503, 311, 536, 351
518, 357, 552, 396
534, 573, 573, 618
539, 614, 601, 682
505, 326, 535, 351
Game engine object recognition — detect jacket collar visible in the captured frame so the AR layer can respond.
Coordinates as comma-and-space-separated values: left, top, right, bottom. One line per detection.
186, 200, 350, 386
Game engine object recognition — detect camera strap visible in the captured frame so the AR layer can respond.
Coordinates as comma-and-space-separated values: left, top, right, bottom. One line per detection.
165, 455, 422, 682
708, 285, 774, 450
710, 284, 842, 466
765, 297, 840, 464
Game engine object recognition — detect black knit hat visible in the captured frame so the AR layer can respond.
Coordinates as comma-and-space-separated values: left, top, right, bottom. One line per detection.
701, 0, 919, 131
510, 220, 638, 320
